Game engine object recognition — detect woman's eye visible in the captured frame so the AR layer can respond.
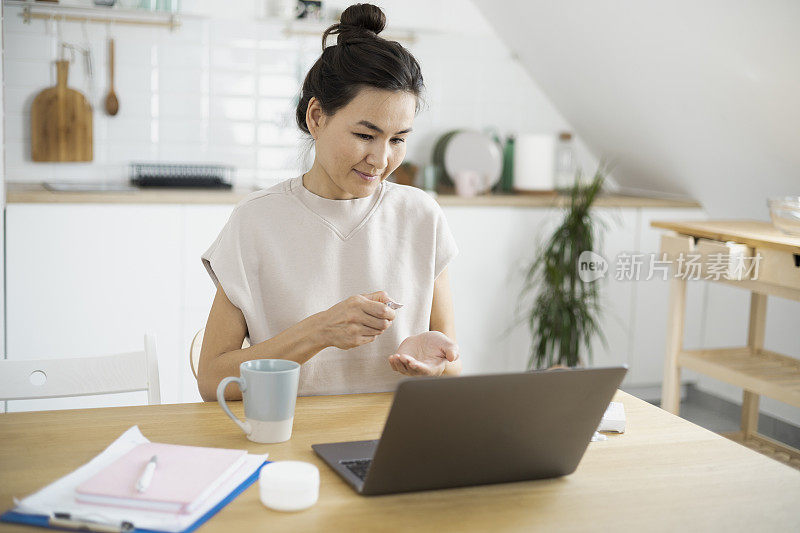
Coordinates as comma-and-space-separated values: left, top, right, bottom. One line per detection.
353, 133, 405, 144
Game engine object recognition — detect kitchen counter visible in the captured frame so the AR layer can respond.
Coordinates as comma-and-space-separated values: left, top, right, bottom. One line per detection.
4, 182, 701, 208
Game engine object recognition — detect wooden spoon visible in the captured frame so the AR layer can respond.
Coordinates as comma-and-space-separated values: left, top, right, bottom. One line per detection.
104, 38, 119, 116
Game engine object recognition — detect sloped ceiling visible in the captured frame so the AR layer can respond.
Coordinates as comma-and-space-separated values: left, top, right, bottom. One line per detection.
472, 0, 800, 218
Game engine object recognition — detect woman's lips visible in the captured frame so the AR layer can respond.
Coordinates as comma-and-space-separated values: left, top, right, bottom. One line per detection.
354, 170, 378, 182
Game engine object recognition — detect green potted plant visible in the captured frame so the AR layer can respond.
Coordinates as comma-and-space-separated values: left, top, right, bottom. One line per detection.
517, 165, 608, 369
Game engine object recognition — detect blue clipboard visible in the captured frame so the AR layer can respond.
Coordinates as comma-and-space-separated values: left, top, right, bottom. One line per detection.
0, 461, 269, 533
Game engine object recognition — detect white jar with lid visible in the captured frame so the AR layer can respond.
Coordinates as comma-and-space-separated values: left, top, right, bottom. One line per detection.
259, 461, 320, 512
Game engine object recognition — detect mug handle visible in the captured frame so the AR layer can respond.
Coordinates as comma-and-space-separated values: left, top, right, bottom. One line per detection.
217, 377, 252, 437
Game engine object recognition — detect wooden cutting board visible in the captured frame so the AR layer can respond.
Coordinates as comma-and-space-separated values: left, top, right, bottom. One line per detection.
31, 60, 93, 162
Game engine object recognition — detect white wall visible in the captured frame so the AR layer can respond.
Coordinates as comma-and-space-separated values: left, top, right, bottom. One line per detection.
473, 0, 800, 220
1, 3, 7, 414
0, 5, 6, 358
3, 0, 596, 188
474, 0, 800, 426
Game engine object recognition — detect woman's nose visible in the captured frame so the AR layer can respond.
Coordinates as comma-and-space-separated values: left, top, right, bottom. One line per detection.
365, 142, 390, 171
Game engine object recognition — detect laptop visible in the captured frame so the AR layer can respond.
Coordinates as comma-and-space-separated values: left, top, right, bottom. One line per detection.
312, 366, 627, 496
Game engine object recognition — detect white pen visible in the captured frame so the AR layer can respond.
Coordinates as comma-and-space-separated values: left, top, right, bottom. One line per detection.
135, 455, 158, 493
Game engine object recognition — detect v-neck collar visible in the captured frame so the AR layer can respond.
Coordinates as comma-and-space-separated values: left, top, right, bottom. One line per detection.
289, 176, 387, 241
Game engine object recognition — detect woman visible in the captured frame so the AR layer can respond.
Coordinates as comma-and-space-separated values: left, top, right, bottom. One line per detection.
197, 3, 461, 401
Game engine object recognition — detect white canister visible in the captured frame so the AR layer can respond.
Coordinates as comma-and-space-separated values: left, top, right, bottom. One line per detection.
513, 134, 556, 192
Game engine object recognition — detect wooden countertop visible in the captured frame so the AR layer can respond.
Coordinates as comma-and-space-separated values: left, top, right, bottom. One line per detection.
5, 183, 702, 208
1, 390, 799, 531
652, 219, 800, 254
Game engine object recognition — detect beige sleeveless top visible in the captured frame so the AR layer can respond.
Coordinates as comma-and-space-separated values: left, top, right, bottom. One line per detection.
201, 176, 458, 395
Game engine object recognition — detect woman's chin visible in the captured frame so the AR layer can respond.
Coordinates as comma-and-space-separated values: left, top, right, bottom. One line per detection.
350, 178, 381, 194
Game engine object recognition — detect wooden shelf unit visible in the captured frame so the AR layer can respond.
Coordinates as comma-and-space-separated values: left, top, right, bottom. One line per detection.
654, 220, 800, 465
679, 347, 800, 407
723, 431, 800, 470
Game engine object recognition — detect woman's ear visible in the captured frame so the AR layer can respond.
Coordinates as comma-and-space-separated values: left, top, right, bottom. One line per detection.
306, 97, 325, 140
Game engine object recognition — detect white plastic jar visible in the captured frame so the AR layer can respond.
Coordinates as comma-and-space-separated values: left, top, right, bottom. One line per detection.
259, 461, 320, 512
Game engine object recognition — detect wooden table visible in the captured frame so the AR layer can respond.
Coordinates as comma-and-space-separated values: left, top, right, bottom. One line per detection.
653, 220, 800, 465
1, 391, 799, 532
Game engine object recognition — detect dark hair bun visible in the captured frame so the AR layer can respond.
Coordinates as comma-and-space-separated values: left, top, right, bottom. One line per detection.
297, 2, 424, 136
340, 3, 385, 35
323, 3, 386, 47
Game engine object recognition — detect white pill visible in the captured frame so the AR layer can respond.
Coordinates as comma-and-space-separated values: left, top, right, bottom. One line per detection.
387, 300, 404, 310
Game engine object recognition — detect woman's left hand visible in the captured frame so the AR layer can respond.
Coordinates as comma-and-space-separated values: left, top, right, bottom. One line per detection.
388, 331, 460, 376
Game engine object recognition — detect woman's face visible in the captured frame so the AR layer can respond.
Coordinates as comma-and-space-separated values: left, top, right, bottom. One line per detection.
307, 87, 416, 199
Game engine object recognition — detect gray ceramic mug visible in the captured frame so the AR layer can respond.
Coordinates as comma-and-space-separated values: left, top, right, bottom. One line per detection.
217, 359, 300, 443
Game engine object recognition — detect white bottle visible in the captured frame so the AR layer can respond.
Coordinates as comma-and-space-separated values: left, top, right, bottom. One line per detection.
555, 131, 576, 189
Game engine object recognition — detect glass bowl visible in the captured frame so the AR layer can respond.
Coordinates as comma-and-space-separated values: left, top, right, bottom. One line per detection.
767, 196, 800, 236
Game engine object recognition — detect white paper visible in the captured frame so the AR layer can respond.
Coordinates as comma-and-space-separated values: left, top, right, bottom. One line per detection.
11, 426, 267, 533
597, 401, 626, 433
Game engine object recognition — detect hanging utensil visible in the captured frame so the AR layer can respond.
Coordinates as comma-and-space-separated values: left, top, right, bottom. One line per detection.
104, 38, 119, 116
31, 59, 94, 162
61, 41, 94, 100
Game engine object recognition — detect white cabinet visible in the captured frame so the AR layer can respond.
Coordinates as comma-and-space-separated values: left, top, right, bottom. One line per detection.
5, 201, 705, 412
589, 209, 640, 374
4, 203, 236, 411
5, 204, 183, 411
442, 206, 648, 378
443, 206, 553, 374
180, 205, 237, 403
629, 208, 707, 386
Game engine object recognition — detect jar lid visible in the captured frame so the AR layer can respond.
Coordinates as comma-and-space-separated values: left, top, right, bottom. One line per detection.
259, 461, 320, 512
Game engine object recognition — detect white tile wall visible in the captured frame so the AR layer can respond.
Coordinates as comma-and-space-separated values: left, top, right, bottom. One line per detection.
1, 6, 5, 412
3, 1, 590, 189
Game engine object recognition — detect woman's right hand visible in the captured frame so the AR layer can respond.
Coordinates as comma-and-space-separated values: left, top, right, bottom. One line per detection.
317, 291, 397, 350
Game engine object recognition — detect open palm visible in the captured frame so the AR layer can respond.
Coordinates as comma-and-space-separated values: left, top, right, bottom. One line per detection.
388, 331, 459, 376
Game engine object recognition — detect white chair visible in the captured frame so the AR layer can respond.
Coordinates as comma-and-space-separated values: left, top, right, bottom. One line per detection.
0, 334, 161, 404
190, 328, 250, 380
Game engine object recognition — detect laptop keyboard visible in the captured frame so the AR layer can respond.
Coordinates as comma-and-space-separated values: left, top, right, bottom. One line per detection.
340, 458, 372, 481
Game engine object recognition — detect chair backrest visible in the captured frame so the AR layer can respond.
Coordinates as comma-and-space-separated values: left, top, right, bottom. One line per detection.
190, 328, 250, 380
0, 334, 161, 404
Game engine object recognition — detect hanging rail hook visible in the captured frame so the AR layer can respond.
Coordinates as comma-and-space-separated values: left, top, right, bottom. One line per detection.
56, 16, 65, 60
18, 3, 183, 32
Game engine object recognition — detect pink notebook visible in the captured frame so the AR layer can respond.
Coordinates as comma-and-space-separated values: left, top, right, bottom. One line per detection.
75, 442, 247, 514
